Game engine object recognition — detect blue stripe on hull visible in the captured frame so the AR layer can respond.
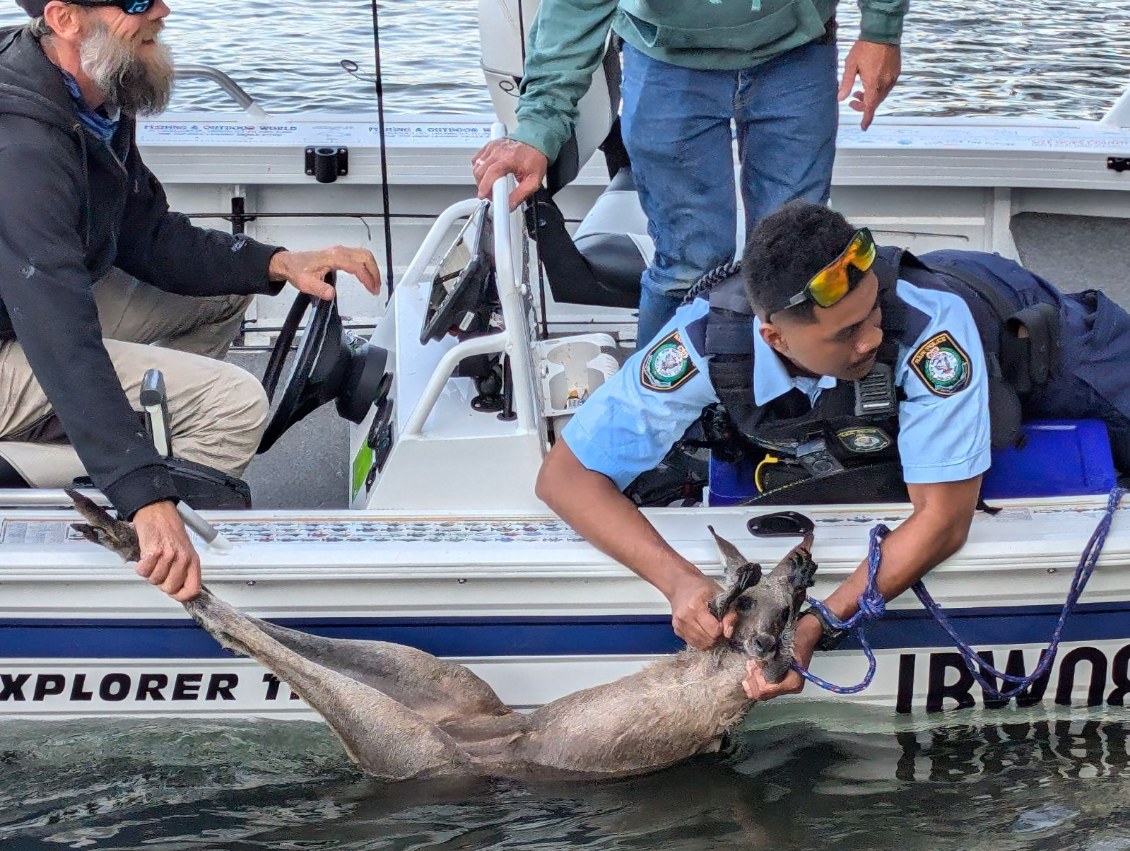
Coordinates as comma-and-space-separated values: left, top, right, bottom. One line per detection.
1, 601, 1128, 659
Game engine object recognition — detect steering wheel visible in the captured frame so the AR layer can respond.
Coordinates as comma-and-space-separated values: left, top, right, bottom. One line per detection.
420, 200, 495, 344
257, 291, 335, 453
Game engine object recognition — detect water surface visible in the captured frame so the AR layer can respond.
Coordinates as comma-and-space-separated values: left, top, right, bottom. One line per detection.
0, 1, 1128, 120
2, 706, 1128, 850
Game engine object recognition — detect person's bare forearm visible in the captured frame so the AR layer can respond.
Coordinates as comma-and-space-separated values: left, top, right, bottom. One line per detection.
820, 478, 981, 621
536, 444, 702, 597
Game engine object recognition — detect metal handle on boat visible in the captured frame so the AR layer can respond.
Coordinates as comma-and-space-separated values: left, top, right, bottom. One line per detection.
401, 128, 536, 438
174, 64, 269, 120
0, 489, 232, 553
176, 501, 233, 554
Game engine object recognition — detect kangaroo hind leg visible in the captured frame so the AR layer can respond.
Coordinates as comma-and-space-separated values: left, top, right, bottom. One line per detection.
186, 591, 474, 779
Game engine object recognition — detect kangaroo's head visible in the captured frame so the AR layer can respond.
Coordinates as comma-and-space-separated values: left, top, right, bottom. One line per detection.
708, 527, 817, 684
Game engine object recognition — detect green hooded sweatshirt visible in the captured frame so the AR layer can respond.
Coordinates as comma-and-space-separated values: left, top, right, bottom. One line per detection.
512, 0, 908, 162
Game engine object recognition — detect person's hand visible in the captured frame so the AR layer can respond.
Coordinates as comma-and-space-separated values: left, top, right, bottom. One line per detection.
838, 41, 901, 130
471, 138, 549, 211
742, 612, 821, 701
666, 573, 736, 651
133, 500, 201, 603
268, 247, 382, 300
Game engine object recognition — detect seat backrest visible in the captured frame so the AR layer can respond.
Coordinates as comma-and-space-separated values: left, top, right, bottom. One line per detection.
0, 442, 85, 488
478, 0, 620, 192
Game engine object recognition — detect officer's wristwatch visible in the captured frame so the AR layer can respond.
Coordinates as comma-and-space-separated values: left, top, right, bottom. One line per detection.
801, 607, 847, 651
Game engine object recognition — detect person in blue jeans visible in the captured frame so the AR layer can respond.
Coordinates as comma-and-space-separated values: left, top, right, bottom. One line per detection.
472, 0, 908, 346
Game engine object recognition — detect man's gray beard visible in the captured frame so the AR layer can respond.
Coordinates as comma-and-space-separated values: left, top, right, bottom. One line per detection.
79, 23, 174, 116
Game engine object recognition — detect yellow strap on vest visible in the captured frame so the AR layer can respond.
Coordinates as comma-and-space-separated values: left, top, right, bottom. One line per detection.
754, 454, 780, 493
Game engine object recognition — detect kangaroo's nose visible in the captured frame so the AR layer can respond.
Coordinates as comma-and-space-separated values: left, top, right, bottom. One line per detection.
752, 633, 778, 656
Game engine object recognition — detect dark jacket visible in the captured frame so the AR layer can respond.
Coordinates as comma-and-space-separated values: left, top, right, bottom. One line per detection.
0, 26, 282, 517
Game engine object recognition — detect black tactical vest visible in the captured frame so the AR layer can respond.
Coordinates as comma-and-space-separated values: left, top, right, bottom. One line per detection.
683, 247, 1033, 504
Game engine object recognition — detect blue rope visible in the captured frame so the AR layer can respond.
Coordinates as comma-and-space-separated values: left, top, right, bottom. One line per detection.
791, 486, 1126, 698
789, 524, 890, 694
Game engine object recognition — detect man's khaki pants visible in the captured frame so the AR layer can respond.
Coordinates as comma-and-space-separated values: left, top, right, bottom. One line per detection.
0, 269, 268, 478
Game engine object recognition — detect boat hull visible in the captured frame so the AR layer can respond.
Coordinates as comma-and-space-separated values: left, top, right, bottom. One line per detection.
2, 496, 1127, 720
1, 607, 1129, 719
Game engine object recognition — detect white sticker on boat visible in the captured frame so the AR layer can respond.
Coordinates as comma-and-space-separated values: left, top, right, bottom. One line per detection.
0, 521, 87, 545
137, 119, 492, 148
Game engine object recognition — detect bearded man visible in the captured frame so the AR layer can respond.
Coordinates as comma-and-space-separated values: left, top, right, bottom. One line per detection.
0, 0, 383, 601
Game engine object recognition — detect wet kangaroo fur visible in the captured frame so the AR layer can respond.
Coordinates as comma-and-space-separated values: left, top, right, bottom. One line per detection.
68, 489, 816, 780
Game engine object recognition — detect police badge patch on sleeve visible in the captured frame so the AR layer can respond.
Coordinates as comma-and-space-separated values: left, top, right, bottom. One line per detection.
640, 330, 699, 392
909, 331, 972, 396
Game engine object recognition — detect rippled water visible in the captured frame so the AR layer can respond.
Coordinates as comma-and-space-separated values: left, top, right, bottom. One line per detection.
0, 1, 1128, 120
1, 707, 1128, 850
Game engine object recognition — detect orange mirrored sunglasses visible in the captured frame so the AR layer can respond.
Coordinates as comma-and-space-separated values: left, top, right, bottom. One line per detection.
776, 228, 877, 315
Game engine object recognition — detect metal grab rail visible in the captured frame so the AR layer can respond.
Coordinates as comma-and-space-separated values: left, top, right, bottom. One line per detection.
400, 124, 536, 439
0, 488, 233, 551
175, 64, 269, 119
0, 488, 107, 507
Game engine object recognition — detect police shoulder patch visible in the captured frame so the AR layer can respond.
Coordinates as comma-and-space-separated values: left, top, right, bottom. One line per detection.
640, 330, 698, 392
909, 330, 972, 397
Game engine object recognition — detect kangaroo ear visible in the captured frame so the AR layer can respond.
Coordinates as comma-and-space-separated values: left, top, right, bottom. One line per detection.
708, 526, 760, 584
785, 535, 817, 591
789, 558, 817, 591
709, 562, 763, 619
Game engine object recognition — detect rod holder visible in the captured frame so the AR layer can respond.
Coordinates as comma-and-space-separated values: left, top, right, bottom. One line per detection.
306, 146, 349, 183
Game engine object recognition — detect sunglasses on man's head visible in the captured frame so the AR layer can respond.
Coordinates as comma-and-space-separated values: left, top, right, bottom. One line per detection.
66, 0, 155, 15
773, 228, 877, 316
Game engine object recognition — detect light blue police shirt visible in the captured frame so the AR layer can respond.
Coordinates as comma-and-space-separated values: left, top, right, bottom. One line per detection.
561, 279, 991, 490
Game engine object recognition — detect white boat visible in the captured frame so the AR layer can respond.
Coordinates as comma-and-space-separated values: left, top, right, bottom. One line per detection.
0, 2, 1128, 722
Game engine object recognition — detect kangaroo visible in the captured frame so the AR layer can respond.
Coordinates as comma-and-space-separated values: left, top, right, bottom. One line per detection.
68, 490, 816, 781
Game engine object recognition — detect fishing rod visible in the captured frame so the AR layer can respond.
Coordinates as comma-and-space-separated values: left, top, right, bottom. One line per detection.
369, 0, 396, 297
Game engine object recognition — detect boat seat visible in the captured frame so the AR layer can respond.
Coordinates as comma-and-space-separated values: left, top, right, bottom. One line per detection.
479, 0, 620, 195
0, 452, 29, 487
480, 0, 654, 309
0, 441, 85, 488
571, 168, 653, 307
0, 439, 252, 510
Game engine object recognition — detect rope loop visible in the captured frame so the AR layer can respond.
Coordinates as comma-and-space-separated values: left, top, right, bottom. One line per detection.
790, 486, 1125, 700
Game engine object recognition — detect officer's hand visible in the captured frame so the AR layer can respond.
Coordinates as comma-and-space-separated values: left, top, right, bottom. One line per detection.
742, 612, 821, 701
666, 573, 736, 651
268, 247, 382, 300
133, 500, 201, 603
471, 138, 548, 211
838, 41, 901, 130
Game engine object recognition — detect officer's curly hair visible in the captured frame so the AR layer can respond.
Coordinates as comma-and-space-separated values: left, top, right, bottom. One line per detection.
743, 201, 865, 324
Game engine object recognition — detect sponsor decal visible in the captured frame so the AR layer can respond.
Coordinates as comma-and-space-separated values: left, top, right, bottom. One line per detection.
836, 426, 893, 454
0, 670, 306, 706
909, 331, 972, 397
895, 643, 1130, 713
640, 330, 698, 392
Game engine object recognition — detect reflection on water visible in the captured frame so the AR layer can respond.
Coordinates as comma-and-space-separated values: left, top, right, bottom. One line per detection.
0, 1, 1128, 119
1, 708, 1127, 850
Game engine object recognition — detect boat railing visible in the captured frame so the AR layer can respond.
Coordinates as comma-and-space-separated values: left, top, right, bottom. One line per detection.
0, 489, 105, 508
174, 64, 270, 120
400, 123, 537, 439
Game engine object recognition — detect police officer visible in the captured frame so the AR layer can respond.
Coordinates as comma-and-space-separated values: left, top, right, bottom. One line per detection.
535, 200, 1130, 702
